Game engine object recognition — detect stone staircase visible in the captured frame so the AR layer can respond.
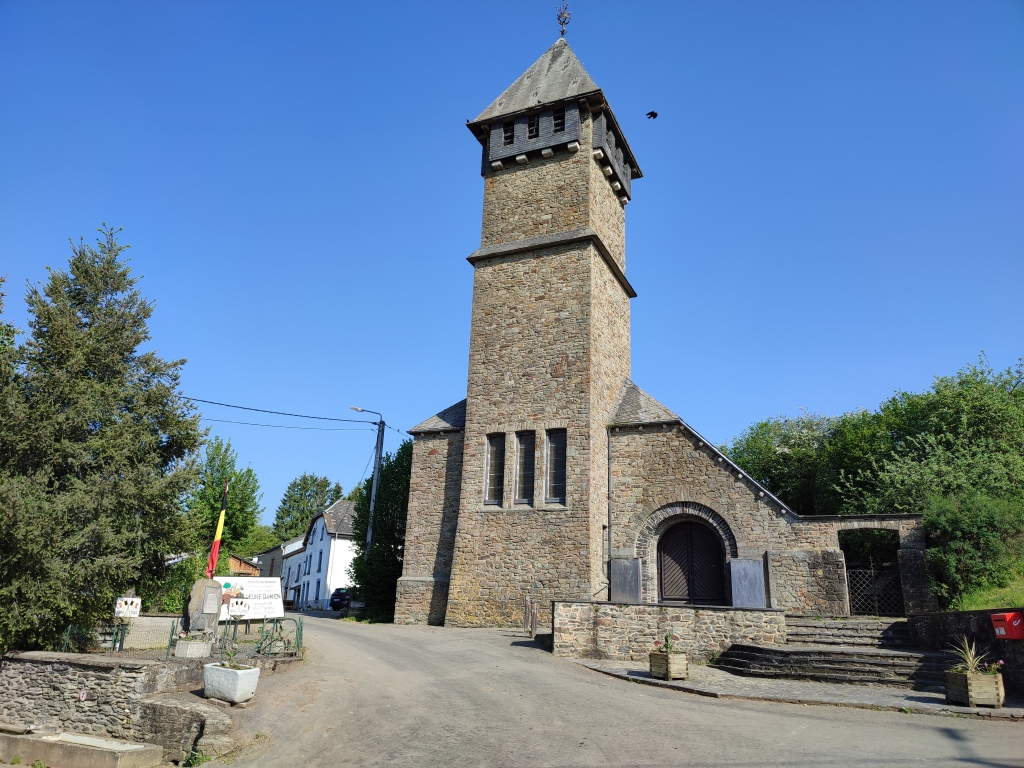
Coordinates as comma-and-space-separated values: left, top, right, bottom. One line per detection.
712, 616, 955, 691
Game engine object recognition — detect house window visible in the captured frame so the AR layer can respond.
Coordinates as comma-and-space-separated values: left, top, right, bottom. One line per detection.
503, 122, 514, 145
546, 429, 567, 504
315, 580, 321, 602
317, 551, 323, 573
515, 431, 535, 505
485, 433, 506, 504
320, 525, 324, 542
269, 558, 276, 576
528, 114, 539, 139
553, 107, 565, 133
286, 566, 291, 585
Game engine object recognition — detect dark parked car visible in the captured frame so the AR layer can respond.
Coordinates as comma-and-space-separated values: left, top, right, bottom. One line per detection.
329, 588, 351, 612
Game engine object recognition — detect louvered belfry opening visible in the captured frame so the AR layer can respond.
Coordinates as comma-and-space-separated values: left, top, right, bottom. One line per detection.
658, 520, 727, 605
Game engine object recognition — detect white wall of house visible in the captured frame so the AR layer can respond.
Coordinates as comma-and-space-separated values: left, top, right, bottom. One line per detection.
281, 543, 305, 607
297, 516, 357, 609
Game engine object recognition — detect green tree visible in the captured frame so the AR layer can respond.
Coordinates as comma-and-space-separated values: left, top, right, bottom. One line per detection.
186, 437, 265, 565
348, 440, 412, 622
0, 226, 203, 650
273, 473, 344, 540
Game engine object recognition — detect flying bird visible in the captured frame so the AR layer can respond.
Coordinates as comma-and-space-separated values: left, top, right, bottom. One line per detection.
646, 111, 658, 119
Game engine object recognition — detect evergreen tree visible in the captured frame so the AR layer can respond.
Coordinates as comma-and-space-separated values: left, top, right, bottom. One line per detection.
186, 437, 265, 564
0, 226, 203, 650
349, 440, 412, 622
273, 473, 343, 540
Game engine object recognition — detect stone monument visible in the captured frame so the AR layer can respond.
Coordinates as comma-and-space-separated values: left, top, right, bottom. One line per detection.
184, 578, 222, 634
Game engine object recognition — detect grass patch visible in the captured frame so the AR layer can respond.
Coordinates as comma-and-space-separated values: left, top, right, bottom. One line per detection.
954, 572, 1024, 611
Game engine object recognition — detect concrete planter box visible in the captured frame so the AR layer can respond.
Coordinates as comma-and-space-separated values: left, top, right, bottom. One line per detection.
203, 662, 260, 703
945, 671, 1005, 708
649, 652, 688, 681
174, 639, 213, 658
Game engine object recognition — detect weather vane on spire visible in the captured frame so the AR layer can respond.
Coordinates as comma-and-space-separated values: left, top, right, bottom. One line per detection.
557, 2, 571, 38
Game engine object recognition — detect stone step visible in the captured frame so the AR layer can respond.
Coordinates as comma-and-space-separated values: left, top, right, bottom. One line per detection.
713, 643, 955, 690
784, 616, 912, 647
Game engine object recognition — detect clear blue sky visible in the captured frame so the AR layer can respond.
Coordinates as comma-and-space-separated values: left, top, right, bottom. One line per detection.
2, 1, 1021, 525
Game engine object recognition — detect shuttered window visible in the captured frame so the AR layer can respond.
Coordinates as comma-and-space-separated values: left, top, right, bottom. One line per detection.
546, 429, 567, 504
485, 433, 505, 504
515, 432, 535, 505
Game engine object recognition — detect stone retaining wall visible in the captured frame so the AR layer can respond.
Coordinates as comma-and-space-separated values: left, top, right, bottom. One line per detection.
0, 652, 301, 762
553, 600, 786, 661
767, 550, 850, 615
909, 609, 1024, 697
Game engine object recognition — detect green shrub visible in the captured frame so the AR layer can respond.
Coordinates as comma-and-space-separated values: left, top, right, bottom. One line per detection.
924, 494, 1024, 608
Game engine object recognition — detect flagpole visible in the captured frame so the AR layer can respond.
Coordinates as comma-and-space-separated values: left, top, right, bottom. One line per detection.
205, 478, 231, 578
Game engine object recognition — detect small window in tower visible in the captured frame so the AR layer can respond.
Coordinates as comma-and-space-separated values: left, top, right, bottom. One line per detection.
528, 115, 539, 139
546, 429, 567, 504
515, 432, 535, 505
485, 433, 506, 504
503, 122, 515, 146
553, 107, 565, 133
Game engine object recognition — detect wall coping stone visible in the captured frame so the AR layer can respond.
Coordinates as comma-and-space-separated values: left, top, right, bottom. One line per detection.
554, 599, 786, 614
4, 652, 164, 670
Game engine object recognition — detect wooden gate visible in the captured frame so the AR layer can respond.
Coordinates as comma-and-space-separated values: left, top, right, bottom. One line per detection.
658, 521, 726, 605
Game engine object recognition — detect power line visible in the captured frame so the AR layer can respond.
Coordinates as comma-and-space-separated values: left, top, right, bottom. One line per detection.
202, 418, 377, 433
189, 397, 376, 424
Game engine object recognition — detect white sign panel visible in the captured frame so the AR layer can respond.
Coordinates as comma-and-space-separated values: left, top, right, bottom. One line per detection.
213, 577, 283, 621
114, 597, 141, 618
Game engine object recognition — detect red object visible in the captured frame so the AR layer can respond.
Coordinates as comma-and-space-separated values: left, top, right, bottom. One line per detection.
991, 611, 1024, 640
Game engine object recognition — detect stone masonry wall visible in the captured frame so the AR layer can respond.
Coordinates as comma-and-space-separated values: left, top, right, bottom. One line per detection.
553, 601, 786, 661
909, 609, 1024, 696
767, 550, 850, 615
394, 431, 464, 625
0, 652, 234, 762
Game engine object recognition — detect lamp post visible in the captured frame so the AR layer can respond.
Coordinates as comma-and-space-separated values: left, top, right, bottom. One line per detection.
351, 406, 385, 550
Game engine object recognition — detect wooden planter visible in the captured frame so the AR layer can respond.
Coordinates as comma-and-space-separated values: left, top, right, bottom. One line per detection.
649, 651, 688, 681
944, 671, 1005, 708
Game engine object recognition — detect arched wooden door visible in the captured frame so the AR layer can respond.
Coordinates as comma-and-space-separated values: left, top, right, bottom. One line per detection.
658, 520, 726, 605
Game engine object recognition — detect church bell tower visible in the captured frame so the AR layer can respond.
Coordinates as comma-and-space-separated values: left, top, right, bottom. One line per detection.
396, 38, 642, 627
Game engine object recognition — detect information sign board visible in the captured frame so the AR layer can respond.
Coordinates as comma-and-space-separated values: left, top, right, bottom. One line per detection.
114, 596, 141, 618
213, 577, 283, 621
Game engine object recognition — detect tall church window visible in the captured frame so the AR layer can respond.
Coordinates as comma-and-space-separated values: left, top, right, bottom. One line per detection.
546, 429, 567, 504
528, 115, 539, 139
485, 433, 506, 504
503, 122, 515, 146
553, 107, 565, 133
515, 432, 535, 505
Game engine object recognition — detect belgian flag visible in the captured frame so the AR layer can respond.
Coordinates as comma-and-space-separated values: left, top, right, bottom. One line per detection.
205, 478, 231, 578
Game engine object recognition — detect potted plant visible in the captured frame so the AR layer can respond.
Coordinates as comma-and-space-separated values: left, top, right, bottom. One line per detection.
944, 636, 1005, 708
649, 632, 688, 681
204, 647, 261, 704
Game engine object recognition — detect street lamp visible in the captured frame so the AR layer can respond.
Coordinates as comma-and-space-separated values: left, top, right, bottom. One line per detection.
351, 406, 385, 550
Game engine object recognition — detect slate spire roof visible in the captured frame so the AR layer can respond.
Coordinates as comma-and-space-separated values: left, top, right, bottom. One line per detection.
472, 38, 602, 124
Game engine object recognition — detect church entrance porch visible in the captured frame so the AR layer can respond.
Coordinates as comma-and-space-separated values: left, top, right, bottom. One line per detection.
657, 520, 726, 605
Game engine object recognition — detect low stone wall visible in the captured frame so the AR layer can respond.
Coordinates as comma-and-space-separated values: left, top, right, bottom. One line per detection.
767, 550, 849, 616
553, 601, 786, 661
0, 651, 301, 761
908, 608, 1024, 697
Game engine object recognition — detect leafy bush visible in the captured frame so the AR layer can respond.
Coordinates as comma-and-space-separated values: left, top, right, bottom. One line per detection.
923, 494, 1024, 608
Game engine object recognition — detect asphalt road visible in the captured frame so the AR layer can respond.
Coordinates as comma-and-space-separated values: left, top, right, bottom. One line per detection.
225, 616, 1022, 767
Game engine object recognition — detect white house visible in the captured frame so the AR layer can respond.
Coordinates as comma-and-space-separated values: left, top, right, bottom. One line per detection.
294, 499, 357, 610
276, 535, 307, 607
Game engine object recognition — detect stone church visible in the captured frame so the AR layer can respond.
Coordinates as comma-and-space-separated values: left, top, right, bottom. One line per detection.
394, 39, 932, 633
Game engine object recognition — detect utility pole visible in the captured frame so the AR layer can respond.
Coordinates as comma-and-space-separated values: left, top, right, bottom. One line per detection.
351, 407, 385, 551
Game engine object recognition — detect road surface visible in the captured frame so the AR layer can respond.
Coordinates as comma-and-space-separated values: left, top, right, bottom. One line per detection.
224, 616, 1021, 767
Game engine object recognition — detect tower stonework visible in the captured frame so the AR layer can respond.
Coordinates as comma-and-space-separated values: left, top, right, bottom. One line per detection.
395, 39, 641, 626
